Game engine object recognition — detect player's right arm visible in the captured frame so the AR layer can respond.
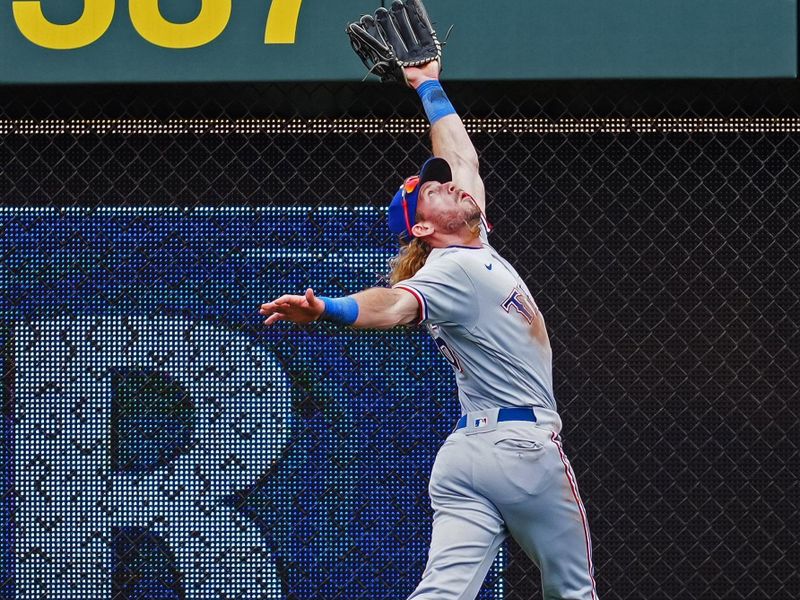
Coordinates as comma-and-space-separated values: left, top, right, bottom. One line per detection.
404, 62, 487, 216
259, 287, 420, 329
350, 287, 420, 328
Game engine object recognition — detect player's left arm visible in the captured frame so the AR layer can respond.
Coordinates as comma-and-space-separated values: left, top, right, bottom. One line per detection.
259, 287, 419, 329
404, 63, 487, 216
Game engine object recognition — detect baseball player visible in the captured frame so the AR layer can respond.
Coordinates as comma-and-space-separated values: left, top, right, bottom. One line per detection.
259, 2, 598, 598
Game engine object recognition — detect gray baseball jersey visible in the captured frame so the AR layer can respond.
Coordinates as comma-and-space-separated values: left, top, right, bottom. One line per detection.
394, 215, 556, 414
393, 214, 598, 600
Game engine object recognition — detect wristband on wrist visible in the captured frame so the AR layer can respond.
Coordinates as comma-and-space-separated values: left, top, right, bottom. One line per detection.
317, 296, 359, 326
416, 80, 456, 125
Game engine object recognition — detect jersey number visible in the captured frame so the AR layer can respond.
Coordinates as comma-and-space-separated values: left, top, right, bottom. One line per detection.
434, 337, 463, 372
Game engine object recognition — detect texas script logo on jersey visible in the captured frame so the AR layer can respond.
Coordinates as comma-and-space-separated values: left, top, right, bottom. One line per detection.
501, 286, 540, 325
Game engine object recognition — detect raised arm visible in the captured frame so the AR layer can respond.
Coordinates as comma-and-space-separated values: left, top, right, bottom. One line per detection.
405, 62, 487, 216
260, 287, 420, 329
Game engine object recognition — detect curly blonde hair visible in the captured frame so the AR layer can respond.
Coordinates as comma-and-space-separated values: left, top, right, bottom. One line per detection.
388, 237, 432, 285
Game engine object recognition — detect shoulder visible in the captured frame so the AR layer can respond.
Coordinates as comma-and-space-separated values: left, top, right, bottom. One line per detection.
418, 250, 469, 275
435, 245, 489, 265
401, 252, 480, 292
425, 247, 486, 273
426, 249, 498, 292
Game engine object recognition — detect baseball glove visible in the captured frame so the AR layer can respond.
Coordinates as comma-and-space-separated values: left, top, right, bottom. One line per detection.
346, 0, 442, 85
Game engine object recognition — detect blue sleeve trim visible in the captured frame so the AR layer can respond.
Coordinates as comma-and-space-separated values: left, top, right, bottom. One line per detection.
393, 284, 428, 324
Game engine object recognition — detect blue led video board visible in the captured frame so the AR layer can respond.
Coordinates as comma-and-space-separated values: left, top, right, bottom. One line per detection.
0, 206, 504, 599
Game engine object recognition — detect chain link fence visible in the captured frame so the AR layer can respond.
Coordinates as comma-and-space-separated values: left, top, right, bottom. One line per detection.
1, 80, 798, 599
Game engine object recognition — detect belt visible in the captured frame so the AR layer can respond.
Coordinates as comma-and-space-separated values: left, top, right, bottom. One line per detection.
455, 406, 537, 430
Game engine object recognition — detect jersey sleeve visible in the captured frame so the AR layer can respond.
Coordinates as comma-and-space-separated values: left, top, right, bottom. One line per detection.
393, 258, 477, 327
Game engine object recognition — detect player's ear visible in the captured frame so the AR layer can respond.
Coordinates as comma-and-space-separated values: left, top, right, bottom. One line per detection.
411, 220, 434, 238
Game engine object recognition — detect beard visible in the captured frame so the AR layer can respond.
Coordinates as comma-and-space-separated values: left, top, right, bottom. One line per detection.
441, 202, 483, 236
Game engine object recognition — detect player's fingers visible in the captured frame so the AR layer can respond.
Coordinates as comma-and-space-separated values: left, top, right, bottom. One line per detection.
281, 296, 307, 306
260, 298, 286, 310
271, 294, 295, 305
259, 303, 275, 315
259, 301, 286, 314
262, 295, 303, 311
264, 312, 286, 326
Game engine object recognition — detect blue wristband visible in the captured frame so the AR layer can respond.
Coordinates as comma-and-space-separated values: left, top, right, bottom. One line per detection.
416, 80, 456, 125
318, 296, 359, 326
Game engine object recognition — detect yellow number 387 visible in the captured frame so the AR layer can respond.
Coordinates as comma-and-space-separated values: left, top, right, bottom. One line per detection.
12, 0, 302, 49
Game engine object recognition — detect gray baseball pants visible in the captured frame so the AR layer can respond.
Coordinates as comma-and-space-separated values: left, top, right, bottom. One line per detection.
407, 407, 598, 600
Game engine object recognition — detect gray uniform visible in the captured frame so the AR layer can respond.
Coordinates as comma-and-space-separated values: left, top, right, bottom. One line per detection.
394, 215, 598, 600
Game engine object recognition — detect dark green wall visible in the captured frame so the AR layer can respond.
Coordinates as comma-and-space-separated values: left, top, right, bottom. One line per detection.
0, 0, 796, 83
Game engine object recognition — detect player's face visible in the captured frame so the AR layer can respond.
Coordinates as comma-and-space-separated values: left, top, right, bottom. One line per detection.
418, 180, 481, 235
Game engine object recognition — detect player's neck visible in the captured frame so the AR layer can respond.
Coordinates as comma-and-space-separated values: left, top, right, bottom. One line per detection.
427, 230, 481, 249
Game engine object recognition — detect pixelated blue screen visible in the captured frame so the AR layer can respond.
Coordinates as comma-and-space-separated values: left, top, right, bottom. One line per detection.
0, 206, 504, 599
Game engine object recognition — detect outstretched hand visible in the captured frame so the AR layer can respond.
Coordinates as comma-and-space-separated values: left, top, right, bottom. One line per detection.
259, 288, 325, 326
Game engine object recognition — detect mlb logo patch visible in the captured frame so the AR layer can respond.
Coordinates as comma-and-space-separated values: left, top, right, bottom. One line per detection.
474, 417, 488, 428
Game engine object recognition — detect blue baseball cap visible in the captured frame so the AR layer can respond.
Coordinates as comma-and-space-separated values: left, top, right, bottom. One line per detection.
387, 157, 453, 241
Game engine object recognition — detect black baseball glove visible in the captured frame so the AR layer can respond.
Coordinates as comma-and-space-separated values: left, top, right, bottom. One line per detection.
346, 0, 442, 85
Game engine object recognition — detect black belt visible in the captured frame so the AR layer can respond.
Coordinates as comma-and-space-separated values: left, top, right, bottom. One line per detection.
455, 406, 537, 430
